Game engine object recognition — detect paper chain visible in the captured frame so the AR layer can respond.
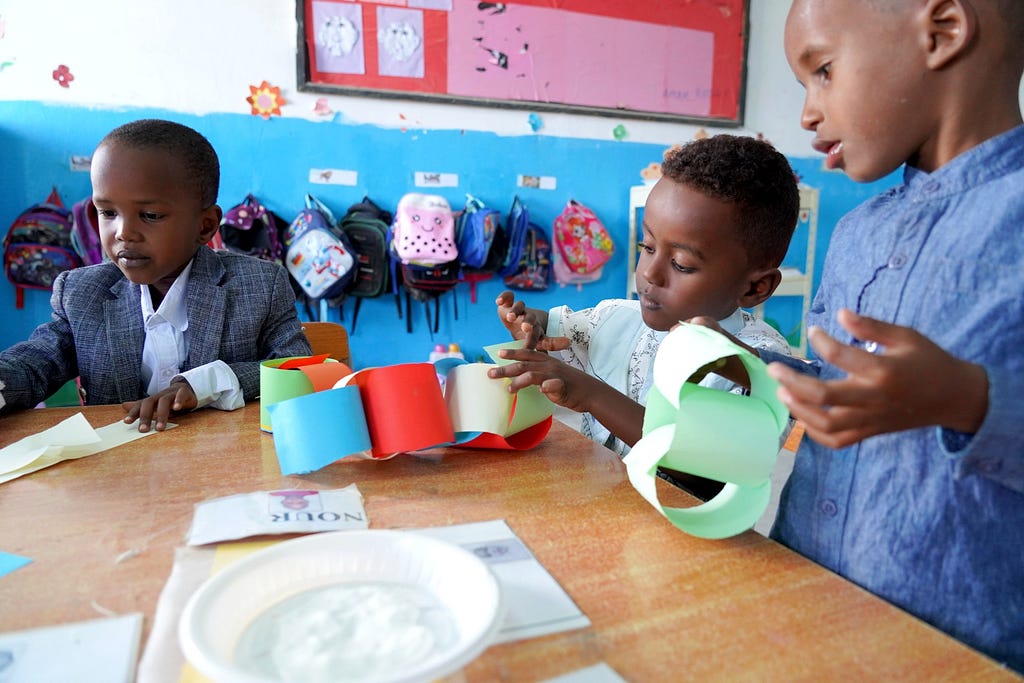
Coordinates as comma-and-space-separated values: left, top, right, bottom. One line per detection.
623, 324, 790, 539
261, 341, 554, 475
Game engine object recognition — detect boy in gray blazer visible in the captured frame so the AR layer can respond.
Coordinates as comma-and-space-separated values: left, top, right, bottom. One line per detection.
0, 119, 311, 431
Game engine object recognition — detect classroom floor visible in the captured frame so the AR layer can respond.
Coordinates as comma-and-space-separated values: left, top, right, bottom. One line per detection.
552, 407, 797, 536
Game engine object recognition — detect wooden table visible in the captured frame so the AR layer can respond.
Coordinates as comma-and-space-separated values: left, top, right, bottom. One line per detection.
0, 405, 1016, 682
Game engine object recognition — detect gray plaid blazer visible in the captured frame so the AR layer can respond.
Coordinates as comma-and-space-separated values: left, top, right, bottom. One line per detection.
0, 246, 311, 412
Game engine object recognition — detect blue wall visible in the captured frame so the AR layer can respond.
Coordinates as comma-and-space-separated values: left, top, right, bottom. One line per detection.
1, 101, 897, 368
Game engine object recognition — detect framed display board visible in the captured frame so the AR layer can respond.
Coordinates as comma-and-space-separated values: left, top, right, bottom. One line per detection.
296, 1, 749, 125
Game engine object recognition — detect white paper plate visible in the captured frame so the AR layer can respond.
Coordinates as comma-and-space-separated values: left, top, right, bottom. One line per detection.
179, 530, 504, 683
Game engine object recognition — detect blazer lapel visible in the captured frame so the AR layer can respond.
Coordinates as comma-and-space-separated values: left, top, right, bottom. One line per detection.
105, 278, 145, 402
184, 247, 228, 368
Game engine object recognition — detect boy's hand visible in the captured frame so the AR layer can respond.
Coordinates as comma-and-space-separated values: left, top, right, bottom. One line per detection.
767, 309, 989, 448
487, 347, 597, 412
122, 380, 198, 432
496, 290, 558, 350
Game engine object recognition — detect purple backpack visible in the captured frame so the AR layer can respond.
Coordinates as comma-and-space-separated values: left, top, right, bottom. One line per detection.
70, 196, 104, 265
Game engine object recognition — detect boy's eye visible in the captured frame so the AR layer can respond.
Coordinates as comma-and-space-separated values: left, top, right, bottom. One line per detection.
141, 212, 164, 221
671, 260, 696, 274
638, 241, 653, 254
815, 63, 831, 80
97, 208, 116, 219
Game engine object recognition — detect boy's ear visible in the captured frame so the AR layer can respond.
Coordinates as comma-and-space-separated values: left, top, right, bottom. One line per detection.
197, 204, 223, 244
737, 267, 782, 309
919, 0, 976, 70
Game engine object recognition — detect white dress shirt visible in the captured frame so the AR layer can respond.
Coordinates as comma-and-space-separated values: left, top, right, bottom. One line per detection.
139, 260, 244, 410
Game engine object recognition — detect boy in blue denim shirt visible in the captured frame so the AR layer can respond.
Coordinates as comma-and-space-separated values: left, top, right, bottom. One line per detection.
755, 0, 1024, 672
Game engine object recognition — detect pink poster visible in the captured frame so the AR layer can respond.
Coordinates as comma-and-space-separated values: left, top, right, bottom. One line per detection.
445, 0, 714, 116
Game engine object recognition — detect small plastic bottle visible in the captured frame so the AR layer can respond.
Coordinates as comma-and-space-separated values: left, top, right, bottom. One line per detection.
429, 343, 465, 362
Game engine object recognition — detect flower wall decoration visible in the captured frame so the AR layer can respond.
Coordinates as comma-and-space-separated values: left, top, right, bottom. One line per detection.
52, 64, 73, 88
246, 80, 285, 119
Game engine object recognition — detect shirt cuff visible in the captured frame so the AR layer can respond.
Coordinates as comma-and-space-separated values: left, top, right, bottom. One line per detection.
176, 360, 245, 411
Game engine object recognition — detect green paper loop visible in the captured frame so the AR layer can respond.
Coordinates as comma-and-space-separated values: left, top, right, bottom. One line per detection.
624, 324, 789, 539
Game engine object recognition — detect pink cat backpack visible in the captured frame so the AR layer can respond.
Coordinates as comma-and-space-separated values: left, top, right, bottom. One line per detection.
391, 193, 458, 266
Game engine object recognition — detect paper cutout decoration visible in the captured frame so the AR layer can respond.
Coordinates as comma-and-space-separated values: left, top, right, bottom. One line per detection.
52, 64, 73, 88
246, 80, 285, 119
312, 97, 333, 116
263, 343, 554, 475
612, 124, 628, 141
622, 324, 789, 539
528, 113, 543, 132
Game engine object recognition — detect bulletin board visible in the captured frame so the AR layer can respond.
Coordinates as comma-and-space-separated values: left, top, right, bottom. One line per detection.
296, 0, 749, 125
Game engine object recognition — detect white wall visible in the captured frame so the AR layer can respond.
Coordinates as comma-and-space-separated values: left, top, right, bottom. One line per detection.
0, 1, 812, 152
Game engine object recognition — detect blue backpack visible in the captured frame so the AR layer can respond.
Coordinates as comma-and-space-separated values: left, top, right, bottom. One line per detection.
284, 194, 357, 301
455, 194, 500, 269
498, 195, 531, 277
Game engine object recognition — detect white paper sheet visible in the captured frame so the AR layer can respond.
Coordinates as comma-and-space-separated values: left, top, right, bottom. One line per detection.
412, 519, 591, 643
186, 486, 369, 546
0, 613, 143, 683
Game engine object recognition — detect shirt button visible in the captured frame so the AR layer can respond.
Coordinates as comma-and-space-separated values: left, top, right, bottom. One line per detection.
888, 253, 907, 268
819, 499, 838, 517
862, 341, 879, 353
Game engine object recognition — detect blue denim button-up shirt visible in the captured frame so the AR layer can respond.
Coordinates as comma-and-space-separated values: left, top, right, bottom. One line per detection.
761, 125, 1024, 672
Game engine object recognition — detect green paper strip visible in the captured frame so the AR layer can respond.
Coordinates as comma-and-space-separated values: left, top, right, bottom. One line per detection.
623, 323, 788, 539
259, 357, 315, 433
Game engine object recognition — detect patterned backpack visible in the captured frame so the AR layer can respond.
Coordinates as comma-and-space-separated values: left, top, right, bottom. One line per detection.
3, 188, 82, 309
219, 194, 285, 264
391, 193, 458, 266
504, 223, 552, 292
552, 199, 614, 290
284, 194, 357, 301
552, 199, 614, 276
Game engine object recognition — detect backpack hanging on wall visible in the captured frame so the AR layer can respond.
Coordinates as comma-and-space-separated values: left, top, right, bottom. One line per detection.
338, 195, 393, 333
497, 195, 531, 278
391, 193, 458, 266
3, 188, 82, 309
284, 194, 357, 310
552, 199, 614, 290
70, 196, 104, 266
455, 194, 502, 303
219, 194, 286, 264
504, 223, 552, 292
398, 259, 460, 336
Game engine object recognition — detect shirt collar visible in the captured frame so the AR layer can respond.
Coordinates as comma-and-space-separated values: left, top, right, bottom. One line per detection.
718, 308, 744, 337
140, 259, 194, 331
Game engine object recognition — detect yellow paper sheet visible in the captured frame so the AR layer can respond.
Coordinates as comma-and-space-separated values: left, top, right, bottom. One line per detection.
1, 412, 173, 484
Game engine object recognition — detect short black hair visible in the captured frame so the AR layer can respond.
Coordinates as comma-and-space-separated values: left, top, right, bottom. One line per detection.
98, 119, 220, 208
661, 134, 799, 268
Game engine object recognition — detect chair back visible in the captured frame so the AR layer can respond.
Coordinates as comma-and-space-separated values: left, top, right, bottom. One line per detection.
301, 322, 352, 368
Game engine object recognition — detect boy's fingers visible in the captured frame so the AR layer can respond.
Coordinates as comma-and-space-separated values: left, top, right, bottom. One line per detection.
836, 309, 913, 349
537, 335, 570, 352
806, 325, 883, 376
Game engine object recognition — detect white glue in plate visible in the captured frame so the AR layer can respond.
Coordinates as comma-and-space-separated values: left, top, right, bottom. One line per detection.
178, 530, 504, 683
